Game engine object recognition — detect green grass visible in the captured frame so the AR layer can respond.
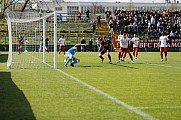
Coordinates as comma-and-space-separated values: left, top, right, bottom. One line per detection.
0, 52, 181, 120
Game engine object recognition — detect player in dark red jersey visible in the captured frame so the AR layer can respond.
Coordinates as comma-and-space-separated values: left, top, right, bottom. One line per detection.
99, 35, 112, 64
18, 34, 23, 54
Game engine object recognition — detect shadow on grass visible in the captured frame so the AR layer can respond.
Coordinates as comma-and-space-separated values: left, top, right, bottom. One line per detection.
0, 54, 8, 63
0, 72, 36, 120
77, 65, 103, 67
112, 63, 139, 69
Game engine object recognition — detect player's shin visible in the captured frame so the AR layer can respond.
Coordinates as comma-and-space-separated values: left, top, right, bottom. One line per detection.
64, 58, 72, 66
129, 53, 133, 61
160, 51, 163, 59
108, 54, 112, 63
99, 55, 104, 62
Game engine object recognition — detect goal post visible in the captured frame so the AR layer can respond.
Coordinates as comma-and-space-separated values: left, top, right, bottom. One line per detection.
6, 11, 57, 69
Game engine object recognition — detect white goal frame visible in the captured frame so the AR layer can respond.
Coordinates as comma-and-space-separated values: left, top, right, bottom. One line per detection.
6, 11, 57, 69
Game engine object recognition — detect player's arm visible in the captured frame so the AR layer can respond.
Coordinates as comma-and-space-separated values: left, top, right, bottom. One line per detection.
74, 43, 86, 48
166, 36, 169, 45
112, 42, 117, 50
58, 38, 61, 44
158, 37, 161, 47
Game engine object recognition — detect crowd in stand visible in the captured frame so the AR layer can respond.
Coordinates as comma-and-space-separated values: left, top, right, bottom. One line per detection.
105, 9, 181, 38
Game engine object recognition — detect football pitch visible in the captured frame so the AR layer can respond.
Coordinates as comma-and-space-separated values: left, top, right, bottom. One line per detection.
0, 52, 181, 120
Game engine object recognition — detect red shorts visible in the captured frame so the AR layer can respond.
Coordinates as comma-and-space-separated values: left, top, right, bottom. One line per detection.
18, 44, 22, 48
121, 47, 130, 52
160, 47, 167, 52
59, 45, 65, 51
133, 47, 138, 51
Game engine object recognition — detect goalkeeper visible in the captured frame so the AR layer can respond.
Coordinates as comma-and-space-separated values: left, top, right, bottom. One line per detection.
64, 44, 81, 67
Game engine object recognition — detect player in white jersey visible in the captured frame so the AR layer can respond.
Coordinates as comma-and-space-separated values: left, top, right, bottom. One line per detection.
117, 31, 123, 62
159, 32, 169, 61
119, 32, 134, 63
131, 34, 139, 59
58, 35, 65, 56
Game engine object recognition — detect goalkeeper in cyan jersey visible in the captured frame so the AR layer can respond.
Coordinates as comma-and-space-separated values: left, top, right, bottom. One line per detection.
64, 44, 81, 67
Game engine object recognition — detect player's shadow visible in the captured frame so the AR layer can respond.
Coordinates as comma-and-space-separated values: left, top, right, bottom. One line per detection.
112, 63, 138, 69
0, 54, 8, 63
77, 65, 103, 68
0, 72, 36, 120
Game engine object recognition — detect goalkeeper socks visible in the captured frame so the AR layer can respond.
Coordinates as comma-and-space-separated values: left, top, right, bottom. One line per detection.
72, 60, 78, 65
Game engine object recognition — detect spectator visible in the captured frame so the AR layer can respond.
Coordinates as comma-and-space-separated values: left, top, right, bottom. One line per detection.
170, 30, 175, 38
92, 21, 96, 34
88, 39, 93, 52
77, 11, 81, 21
86, 9, 90, 22
59, 14, 63, 21
97, 14, 101, 28
80, 37, 86, 52
105, 9, 180, 38
151, 15, 155, 26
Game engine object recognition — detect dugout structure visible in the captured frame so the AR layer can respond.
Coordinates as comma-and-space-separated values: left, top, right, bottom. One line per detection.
6, 11, 57, 69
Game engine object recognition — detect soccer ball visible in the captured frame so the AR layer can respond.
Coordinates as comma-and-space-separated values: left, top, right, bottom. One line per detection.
77, 58, 80, 63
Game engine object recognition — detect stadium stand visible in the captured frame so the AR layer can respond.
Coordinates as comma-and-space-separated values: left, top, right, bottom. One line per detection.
106, 10, 181, 38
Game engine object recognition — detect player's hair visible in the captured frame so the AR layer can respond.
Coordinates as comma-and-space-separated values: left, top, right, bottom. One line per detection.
120, 31, 123, 35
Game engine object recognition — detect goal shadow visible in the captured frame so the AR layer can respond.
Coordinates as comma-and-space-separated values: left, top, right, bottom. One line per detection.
0, 54, 8, 63
0, 72, 36, 120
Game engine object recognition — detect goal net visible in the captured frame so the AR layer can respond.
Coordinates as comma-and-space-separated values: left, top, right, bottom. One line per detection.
6, 12, 57, 69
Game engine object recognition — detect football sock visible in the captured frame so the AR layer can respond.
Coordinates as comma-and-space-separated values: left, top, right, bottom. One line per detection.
160, 52, 163, 59
108, 54, 112, 62
118, 52, 121, 60
65, 57, 71, 66
129, 53, 133, 61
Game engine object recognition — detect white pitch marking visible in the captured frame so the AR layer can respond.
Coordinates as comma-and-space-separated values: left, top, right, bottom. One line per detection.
56, 69, 158, 120
137, 106, 181, 109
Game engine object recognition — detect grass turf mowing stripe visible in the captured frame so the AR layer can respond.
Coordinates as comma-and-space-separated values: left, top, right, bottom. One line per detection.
150, 64, 181, 69
56, 68, 158, 120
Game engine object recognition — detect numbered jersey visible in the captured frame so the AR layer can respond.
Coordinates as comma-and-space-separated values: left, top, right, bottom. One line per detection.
117, 34, 123, 47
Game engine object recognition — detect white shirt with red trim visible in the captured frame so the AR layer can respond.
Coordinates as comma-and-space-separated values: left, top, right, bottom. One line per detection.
59, 38, 65, 45
120, 37, 131, 48
159, 36, 168, 47
132, 37, 139, 47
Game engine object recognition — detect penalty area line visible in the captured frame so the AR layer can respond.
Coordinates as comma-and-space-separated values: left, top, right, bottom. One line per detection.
56, 68, 158, 120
